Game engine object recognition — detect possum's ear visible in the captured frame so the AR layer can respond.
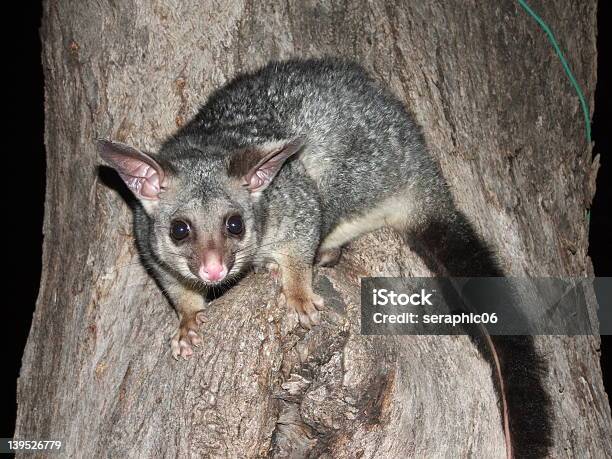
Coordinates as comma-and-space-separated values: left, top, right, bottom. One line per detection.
97, 140, 166, 202
229, 138, 305, 194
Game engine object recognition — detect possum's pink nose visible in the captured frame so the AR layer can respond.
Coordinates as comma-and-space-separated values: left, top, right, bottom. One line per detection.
198, 262, 227, 282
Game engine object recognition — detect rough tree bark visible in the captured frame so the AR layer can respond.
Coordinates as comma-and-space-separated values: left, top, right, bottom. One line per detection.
16, 0, 610, 457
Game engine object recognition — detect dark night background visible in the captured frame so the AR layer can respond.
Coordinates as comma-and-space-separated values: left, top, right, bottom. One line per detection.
3, 1, 610, 439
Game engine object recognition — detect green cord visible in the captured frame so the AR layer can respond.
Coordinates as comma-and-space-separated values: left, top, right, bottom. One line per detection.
517, 0, 592, 143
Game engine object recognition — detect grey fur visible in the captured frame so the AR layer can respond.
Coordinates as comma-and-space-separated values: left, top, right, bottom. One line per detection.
98, 57, 551, 457
98, 57, 480, 352
173, 59, 449, 235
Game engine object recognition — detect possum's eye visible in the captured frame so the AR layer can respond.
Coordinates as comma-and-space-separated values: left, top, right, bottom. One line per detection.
226, 215, 244, 236
170, 219, 191, 241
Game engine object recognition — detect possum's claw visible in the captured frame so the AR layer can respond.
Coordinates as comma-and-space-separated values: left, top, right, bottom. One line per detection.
285, 292, 323, 329
171, 315, 203, 360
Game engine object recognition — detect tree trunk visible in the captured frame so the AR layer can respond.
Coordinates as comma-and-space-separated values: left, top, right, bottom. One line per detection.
17, 1, 610, 457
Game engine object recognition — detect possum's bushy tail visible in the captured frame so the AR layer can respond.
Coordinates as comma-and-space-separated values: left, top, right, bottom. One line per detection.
405, 208, 552, 458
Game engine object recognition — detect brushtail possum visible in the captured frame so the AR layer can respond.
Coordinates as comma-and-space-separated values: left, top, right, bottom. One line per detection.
98, 58, 551, 457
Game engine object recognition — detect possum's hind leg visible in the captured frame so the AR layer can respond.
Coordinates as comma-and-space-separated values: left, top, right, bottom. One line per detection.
317, 188, 418, 264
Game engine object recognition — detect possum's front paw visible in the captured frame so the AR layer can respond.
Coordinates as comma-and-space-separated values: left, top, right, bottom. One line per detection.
285, 292, 324, 329
170, 315, 203, 360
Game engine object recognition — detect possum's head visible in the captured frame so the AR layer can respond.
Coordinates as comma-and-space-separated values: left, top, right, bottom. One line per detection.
97, 138, 303, 286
